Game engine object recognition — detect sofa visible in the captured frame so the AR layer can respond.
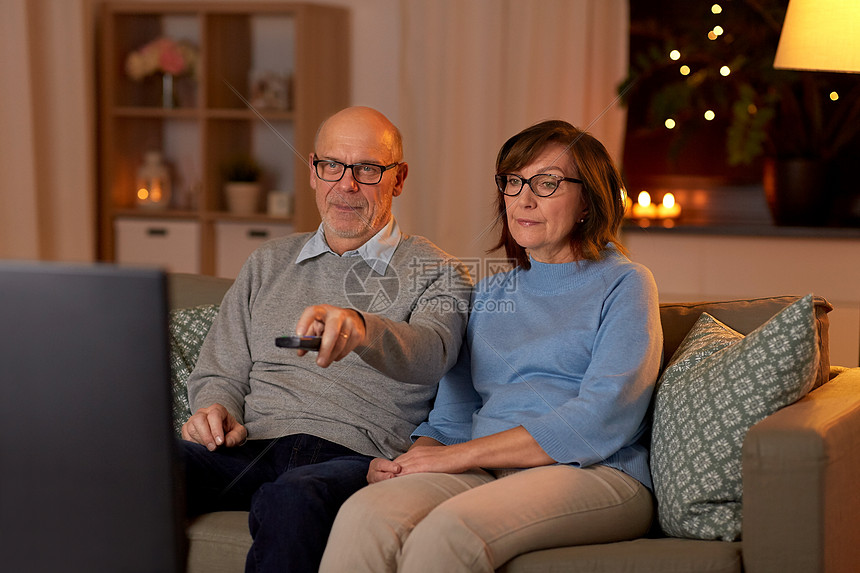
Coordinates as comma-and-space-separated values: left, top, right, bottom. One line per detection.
167, 273, 860, 573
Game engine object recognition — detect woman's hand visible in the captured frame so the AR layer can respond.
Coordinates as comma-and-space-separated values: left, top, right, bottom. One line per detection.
371, 430, 554, 481
366, 445, 471, 482
393, 443, 474, 476
367, 437, 448, 482
391, 429, 555, 477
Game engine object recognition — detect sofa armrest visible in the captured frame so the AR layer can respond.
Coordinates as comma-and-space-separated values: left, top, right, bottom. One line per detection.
741, 367, 860, 573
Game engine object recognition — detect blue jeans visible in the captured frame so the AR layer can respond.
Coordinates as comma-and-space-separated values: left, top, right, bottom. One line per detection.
181, 434, 373, 573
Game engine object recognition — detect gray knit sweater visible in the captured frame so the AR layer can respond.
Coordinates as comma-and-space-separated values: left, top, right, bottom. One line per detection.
187, 232, 472, 459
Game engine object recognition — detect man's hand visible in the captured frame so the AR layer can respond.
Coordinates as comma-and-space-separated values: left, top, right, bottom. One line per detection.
181, 403, 247, 451
295, 304, 367, 368
367, 457, 402, 483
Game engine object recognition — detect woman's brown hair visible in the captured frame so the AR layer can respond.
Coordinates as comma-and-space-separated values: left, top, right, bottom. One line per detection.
492, 120, 628, 269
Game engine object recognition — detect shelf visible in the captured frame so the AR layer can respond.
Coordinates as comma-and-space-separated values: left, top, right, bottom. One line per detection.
202, 211, 294, 224
112, 107, 201, 118
113, 208, 199, 220
111, 107, 295, 122
206, 108, 294, 121
97, 2, 349, 276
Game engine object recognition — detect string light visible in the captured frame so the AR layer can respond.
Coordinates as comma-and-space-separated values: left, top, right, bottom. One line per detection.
713, 26, 724, 36
680, 65, 691, 76
704, 110, 716, 120
712, 4, 722, 14
720, 65, 731, 76
708, 30, 718, 40
830, 91, 839, 101
665, 119, 676, 129
670, 50, 681, 60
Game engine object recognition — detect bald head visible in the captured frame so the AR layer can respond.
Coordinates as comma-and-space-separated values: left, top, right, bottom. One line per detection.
314, 106, 403, 163
309, 106, 408, 254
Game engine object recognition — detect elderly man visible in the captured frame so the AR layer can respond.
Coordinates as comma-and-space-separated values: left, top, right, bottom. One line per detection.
180, 106, 471, 572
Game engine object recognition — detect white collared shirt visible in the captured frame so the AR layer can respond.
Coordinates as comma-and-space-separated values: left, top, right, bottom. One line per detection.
295, 217, 402, 275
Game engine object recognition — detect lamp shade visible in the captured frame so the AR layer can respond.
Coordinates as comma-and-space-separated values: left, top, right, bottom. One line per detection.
774, 0, 860, 73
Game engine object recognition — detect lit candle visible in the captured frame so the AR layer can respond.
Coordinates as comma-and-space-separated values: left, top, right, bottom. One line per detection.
656, 192, 682, 219
135, 151, 172, 209
631, 191, 658, 219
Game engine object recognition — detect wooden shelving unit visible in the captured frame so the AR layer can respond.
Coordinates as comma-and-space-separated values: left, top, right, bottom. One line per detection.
97, 2, 350, 276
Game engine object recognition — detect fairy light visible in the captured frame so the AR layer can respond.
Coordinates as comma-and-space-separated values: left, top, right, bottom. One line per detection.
830, 91, 839, 101
704, 110, 716, 121
670, 50, 681, 61
708, 30, 718, 40
720, 65, 731, 76
713, 25, 724, 36
665, 118, 676, 129
712, 4, 722, 14
680, 65, 691, 75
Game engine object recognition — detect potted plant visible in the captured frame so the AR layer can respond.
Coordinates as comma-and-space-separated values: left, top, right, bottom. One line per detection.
223, 155, 263, 215
620, 0, 860, 226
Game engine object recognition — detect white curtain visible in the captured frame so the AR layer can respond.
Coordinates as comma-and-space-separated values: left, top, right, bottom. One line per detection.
395, 0, 629, 270
0, 0, 95, 261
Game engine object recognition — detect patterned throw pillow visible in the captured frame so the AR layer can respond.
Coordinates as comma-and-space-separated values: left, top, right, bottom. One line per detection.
168, 304, 219, 435
651, 294, 819, 541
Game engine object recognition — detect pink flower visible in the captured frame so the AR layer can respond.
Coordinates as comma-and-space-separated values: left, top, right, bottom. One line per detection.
125, 37, 197, 81
156, 38, 187, 75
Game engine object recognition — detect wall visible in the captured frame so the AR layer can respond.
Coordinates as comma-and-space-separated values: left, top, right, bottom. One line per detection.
624, 230, 860, 368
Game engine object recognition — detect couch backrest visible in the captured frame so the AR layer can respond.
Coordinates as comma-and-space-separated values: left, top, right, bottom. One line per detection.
659, 295, 833, 389
168, 273, 233, 309
167, 275, 834, 389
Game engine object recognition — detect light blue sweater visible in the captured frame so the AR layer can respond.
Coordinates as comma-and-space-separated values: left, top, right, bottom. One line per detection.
413, 246, 662, 488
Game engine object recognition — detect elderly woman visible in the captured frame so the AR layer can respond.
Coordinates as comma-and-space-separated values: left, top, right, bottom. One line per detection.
319, 120, 663, 573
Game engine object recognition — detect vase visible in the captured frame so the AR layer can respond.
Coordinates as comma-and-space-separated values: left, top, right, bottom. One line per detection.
162, 73, 177, 108
763, 158, 830, 227
225, 182, 262, 215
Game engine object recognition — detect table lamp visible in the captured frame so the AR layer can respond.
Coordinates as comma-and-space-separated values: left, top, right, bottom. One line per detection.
774, 0, 860, 73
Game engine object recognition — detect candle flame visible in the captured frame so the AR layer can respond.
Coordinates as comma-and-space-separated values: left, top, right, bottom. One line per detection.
662, 193, 676, 208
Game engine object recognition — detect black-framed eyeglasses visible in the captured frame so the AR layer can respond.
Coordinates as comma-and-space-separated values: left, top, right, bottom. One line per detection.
313, 155, 399, 185
494, 173, 583, 198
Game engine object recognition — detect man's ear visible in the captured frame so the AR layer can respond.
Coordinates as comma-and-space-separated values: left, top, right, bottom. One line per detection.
392, 162, 408, 197
308, 153, 318, 188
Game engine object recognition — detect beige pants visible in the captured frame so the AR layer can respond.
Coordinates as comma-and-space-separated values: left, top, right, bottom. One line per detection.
319, 464, 653, 573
